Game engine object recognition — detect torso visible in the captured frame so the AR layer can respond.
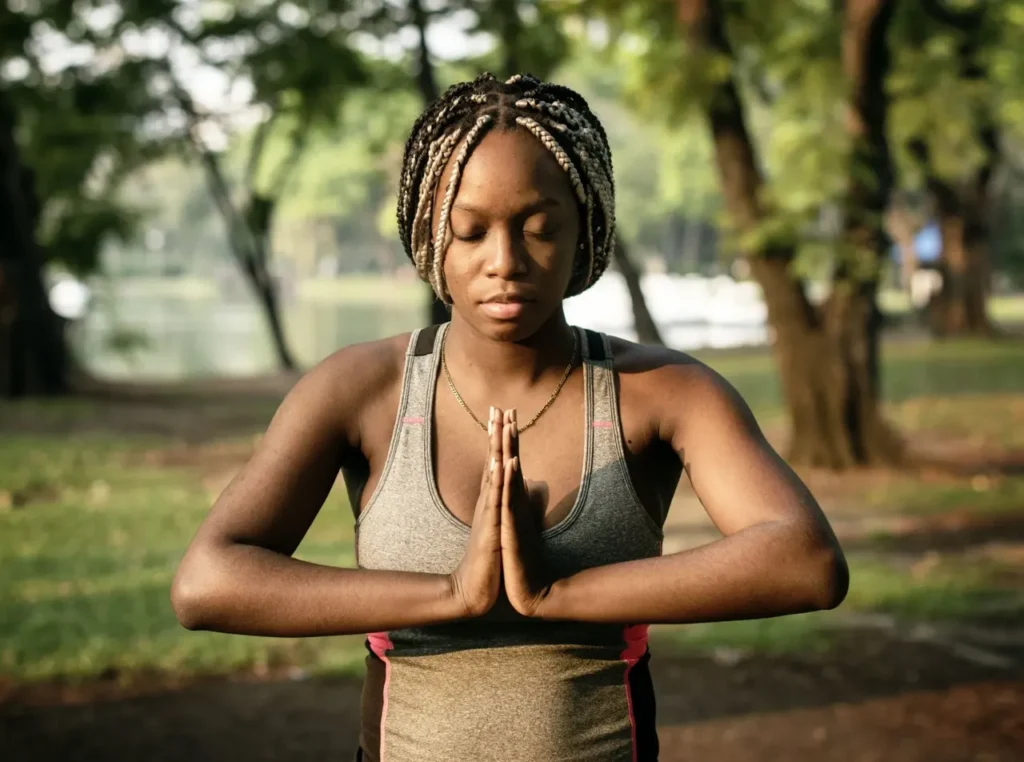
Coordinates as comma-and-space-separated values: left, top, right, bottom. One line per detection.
344, 324, 680, 762
342, 330, 683, 530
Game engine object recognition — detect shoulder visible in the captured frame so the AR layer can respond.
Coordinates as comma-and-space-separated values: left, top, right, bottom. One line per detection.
311, 332, 412, 398
603, 333, 760, 450
604, 333, 734, 402
275, 332, 413, 447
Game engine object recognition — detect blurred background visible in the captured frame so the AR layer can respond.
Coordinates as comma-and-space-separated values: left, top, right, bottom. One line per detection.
1, 1, 1022, 760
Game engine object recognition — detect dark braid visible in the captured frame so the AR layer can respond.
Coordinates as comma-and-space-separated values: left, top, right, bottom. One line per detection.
396, 72, 616, 302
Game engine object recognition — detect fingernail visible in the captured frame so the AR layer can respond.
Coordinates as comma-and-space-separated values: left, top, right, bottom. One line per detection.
491, 456, 497, 471
489, 406, 495, 421
488, 419, 493, 435
512, 456, 519, 472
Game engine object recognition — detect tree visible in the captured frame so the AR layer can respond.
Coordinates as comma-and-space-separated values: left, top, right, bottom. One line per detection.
534, 28, 665, 344
617, 0, 903, 468
1, 1, 162, 396
0, 90, 68, 396
2, 0, 372, 377
162, 4, 368, 370
400, 0, 451, 325
892, 0, 1000, 336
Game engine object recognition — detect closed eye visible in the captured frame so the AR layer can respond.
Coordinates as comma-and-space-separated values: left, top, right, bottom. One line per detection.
525, 229, 557, 241
453, 230, 486, 242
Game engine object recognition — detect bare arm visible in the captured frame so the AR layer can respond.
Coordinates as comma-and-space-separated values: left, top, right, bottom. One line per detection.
170, 339, 469, 636
537, 358, 849, 623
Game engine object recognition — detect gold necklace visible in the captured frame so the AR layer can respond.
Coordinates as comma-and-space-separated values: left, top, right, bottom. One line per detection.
441, 328, 578, 434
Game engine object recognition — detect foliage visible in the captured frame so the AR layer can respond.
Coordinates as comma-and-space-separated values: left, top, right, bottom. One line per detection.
5, 0, 1024, 285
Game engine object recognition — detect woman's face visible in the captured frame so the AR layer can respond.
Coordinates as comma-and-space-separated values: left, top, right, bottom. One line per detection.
433, 127, 581, 342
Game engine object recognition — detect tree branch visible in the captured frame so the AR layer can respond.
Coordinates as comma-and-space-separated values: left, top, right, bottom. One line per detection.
920, 0, 983, 32
245, 106, 280, 192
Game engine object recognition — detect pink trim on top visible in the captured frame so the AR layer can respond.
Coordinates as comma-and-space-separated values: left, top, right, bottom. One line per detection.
621, 624, 649, 762
402, 416, 424, 424
367, 632, 395, 761
592, 420, 613, 428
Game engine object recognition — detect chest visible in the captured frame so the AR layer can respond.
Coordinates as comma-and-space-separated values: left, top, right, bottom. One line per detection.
349, 353, 682, 529
394, 370, 679, 530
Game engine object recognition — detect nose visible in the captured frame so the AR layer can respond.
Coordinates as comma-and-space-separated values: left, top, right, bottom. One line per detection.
483, 226, 528, 279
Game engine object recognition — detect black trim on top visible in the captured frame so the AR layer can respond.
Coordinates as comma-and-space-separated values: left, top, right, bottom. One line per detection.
628, 649, 660, 760
414, 324, 442, 356
584, 328, 606, 362
356, 640, 387, 762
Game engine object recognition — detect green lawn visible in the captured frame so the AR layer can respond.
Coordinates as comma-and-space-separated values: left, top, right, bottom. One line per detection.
654, 550, 1024, 655
697, 337, 1024, 421
2, 336, 1023, 683
0, 437, 363, 681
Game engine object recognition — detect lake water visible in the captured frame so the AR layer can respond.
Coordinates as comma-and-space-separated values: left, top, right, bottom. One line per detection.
72, 275, 770, 380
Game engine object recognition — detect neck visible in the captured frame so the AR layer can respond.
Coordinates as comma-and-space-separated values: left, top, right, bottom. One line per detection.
443, 310, 577, 392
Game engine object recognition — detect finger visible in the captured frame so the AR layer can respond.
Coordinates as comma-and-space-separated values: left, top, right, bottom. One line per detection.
501, 455, 517, 546
502, 409, 514, 467
481, 406, 497, 490
486, 447, 502, 523
493, 406, 504, 464
510, 408, 519, 462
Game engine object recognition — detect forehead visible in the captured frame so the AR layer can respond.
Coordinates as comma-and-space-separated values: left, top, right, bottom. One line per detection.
440, 127, 576, 212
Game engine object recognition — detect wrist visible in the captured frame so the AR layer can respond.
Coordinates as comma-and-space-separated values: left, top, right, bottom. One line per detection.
443, 573, 485, 619
532, 578, 566, 620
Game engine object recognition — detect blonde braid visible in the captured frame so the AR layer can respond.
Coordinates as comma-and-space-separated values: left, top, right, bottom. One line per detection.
431, 115, 492, 299
410, 128, 463, 277
514, 116, 587, 204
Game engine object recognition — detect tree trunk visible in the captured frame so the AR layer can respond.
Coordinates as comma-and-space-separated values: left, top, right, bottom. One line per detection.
408, 0, 448, 325
613, 235, 664, 345
0, 89, 69, 397
245, 257, 297, 371
495, 0, 523, 77
835, 0, 900, 462
676, 0, 901, 468
929, 175, 995, 336
884, 201, 919, 291
918, 0, 996, 337
175, 83, 299, 371
196, 149, 298, 371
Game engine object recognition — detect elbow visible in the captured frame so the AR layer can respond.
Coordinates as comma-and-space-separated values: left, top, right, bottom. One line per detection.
810, 543, 849, 611
170, 559, 218, 631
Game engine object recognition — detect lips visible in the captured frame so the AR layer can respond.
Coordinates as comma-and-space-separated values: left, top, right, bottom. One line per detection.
480, 293, 533, 320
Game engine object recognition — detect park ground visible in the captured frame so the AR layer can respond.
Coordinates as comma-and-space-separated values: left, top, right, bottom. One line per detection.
2, 336, 1024, 760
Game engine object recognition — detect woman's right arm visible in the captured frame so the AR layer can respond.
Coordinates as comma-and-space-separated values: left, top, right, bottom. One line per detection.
170, 339, 496, 637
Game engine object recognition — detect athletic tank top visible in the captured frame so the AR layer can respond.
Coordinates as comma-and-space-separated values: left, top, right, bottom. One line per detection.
354, 323, 664, 761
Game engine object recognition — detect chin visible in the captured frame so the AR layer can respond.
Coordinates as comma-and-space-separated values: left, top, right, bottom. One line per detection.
461, 302, 556, 343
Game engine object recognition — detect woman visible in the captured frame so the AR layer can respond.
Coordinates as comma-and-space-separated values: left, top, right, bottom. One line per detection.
172, 73, 849, 762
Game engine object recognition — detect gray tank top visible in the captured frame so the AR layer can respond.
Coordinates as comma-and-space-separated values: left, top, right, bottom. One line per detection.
355, 323, 664, 761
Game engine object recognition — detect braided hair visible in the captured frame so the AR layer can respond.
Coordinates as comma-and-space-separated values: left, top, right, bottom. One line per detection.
396, 72, 616, 303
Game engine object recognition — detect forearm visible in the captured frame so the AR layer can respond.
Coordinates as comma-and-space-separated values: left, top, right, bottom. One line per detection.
171, 543, 463, 636
539, 521, 848, 624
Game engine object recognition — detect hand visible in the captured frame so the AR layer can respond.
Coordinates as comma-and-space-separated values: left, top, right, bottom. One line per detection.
500, 409, 553, 618
448, 406, 505, 618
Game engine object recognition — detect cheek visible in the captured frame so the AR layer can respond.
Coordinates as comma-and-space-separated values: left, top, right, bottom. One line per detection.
442, 243, 473, 290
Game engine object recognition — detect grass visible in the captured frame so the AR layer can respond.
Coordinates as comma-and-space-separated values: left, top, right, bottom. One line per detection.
695, 337, 1024, 422
0, 437, 365, 682
656, 551, 1024, 655
2, 336, 1023, 682
857, 477, 1024, 517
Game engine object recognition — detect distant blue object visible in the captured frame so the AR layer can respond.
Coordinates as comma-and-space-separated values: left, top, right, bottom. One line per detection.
891, 221, 941, 263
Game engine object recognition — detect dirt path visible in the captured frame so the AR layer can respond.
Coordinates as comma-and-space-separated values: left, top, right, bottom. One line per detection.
3, 636, 1021, 761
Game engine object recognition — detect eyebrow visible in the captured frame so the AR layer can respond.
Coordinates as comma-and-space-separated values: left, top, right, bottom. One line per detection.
452, 198, 562, 216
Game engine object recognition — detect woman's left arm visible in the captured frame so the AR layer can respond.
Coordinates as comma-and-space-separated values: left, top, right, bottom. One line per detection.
518, 361, 849, 624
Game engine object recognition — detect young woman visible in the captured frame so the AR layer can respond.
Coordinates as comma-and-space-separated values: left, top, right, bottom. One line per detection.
172, 73, 849, 762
